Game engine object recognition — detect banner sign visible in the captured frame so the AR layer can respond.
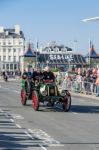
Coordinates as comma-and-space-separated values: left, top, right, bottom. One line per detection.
49, 54, 74, 61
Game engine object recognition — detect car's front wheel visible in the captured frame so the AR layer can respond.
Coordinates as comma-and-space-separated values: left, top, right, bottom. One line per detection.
62, 95, 71, 112
32, 91, 39, 111
21, 89, 27, 105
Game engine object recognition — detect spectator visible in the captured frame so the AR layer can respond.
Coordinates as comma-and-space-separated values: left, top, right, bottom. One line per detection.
95, 73, 99, 97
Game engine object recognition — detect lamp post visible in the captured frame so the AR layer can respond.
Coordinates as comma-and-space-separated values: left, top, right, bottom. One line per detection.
73, 40, 77, 52
46, 60, 49, 67
35, 39, 38, 69
82, 16, 99, 68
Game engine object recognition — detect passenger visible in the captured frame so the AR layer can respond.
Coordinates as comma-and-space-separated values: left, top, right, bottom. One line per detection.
32, 68, 43, 82
43, 66, 55, 82
22, 69, 28, 78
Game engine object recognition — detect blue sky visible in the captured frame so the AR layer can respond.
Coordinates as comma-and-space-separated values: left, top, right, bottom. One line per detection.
0, 0, 99, 54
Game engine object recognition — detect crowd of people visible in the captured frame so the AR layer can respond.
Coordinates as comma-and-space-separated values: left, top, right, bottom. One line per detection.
58, 67, 99, 97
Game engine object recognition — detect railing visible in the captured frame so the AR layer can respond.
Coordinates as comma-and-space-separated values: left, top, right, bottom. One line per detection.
60, 79, 97, 95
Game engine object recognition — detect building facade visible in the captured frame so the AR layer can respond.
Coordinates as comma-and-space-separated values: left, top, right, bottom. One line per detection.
20, 43, 36, 73
37, 42, 86, 71
0, 25, 25, 72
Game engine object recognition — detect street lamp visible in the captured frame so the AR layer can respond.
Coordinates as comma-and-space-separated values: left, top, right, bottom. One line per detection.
81, 16, 99, 68
73, 40, 77, 52
82, 16, 99, 22
46, 60, 49, 67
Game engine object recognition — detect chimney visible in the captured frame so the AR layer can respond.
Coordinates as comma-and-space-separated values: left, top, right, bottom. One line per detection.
15, 25, 20, 34
0, 26, 4, 33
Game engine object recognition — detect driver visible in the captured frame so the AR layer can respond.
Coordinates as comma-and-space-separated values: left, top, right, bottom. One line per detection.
43, 66, 55, 82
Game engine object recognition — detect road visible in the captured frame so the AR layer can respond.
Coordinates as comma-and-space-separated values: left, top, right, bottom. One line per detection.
0, 81, 99, 150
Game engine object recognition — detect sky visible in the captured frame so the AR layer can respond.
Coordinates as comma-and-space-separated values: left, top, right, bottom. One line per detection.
0, 0, 99, 54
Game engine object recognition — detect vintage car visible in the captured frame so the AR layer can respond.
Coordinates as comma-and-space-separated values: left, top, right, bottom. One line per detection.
21, 76, 71, 112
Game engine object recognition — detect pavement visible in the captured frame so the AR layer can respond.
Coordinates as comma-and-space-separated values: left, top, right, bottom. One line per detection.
71, 92, 99, 100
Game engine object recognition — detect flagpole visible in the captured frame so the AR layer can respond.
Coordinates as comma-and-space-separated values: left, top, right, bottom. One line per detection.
36, 40, 38, 69
89, 39, 91, 68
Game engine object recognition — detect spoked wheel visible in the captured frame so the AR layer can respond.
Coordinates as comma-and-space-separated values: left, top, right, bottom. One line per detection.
21, 89, 27, 105
32, 91, 39, 111
62, 95, 71, 112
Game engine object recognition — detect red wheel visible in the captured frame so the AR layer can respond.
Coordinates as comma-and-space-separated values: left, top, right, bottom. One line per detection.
32, 91, 39, 111
62, 96, 71, 112
21, 89, 27, 105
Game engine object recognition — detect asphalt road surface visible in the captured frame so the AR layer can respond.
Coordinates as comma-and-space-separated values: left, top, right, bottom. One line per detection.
0, 81, 99, 150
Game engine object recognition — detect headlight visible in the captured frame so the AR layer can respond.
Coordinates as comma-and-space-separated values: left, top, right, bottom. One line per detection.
40, 90, 47, 96
60, 90, 66, 96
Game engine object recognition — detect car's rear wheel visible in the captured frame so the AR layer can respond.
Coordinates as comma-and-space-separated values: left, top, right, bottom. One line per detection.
32, 91, 39, 111
21, 89, 27, 105
62, 96, 71, 112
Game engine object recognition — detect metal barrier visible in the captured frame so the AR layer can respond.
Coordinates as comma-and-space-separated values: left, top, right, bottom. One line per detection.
61, 79, 97, 95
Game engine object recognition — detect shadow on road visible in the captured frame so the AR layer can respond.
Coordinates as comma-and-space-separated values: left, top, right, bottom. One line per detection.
0, 131, 45, 149
71, 105, 99, 113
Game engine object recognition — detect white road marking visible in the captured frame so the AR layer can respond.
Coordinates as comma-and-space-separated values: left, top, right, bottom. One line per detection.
25, 130, 47, 150
0, 110, 4, 113
10, 119, 14, 123
39, 145, 47, 150
24, 131, 34, 139
28, 128, 64, 147
16, 124, 22, 129
11, 114, 24, 119
49, 144, 64, 146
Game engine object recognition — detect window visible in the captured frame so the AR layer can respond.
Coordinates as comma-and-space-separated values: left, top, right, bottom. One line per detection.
8, 41, 11, 45
14, 56, 16, 62
3, 56, 6, 61
3, 64, 5, 69
6, 64, 9, 70
3, 42, 6, 45
14, 64, 17, 70
10, 64, 13, 70
13, 48, 16, 53
8, 56, 11, 61
19, 41, 22, 45
3, 48, 6, 52
8, 48, 11, 53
